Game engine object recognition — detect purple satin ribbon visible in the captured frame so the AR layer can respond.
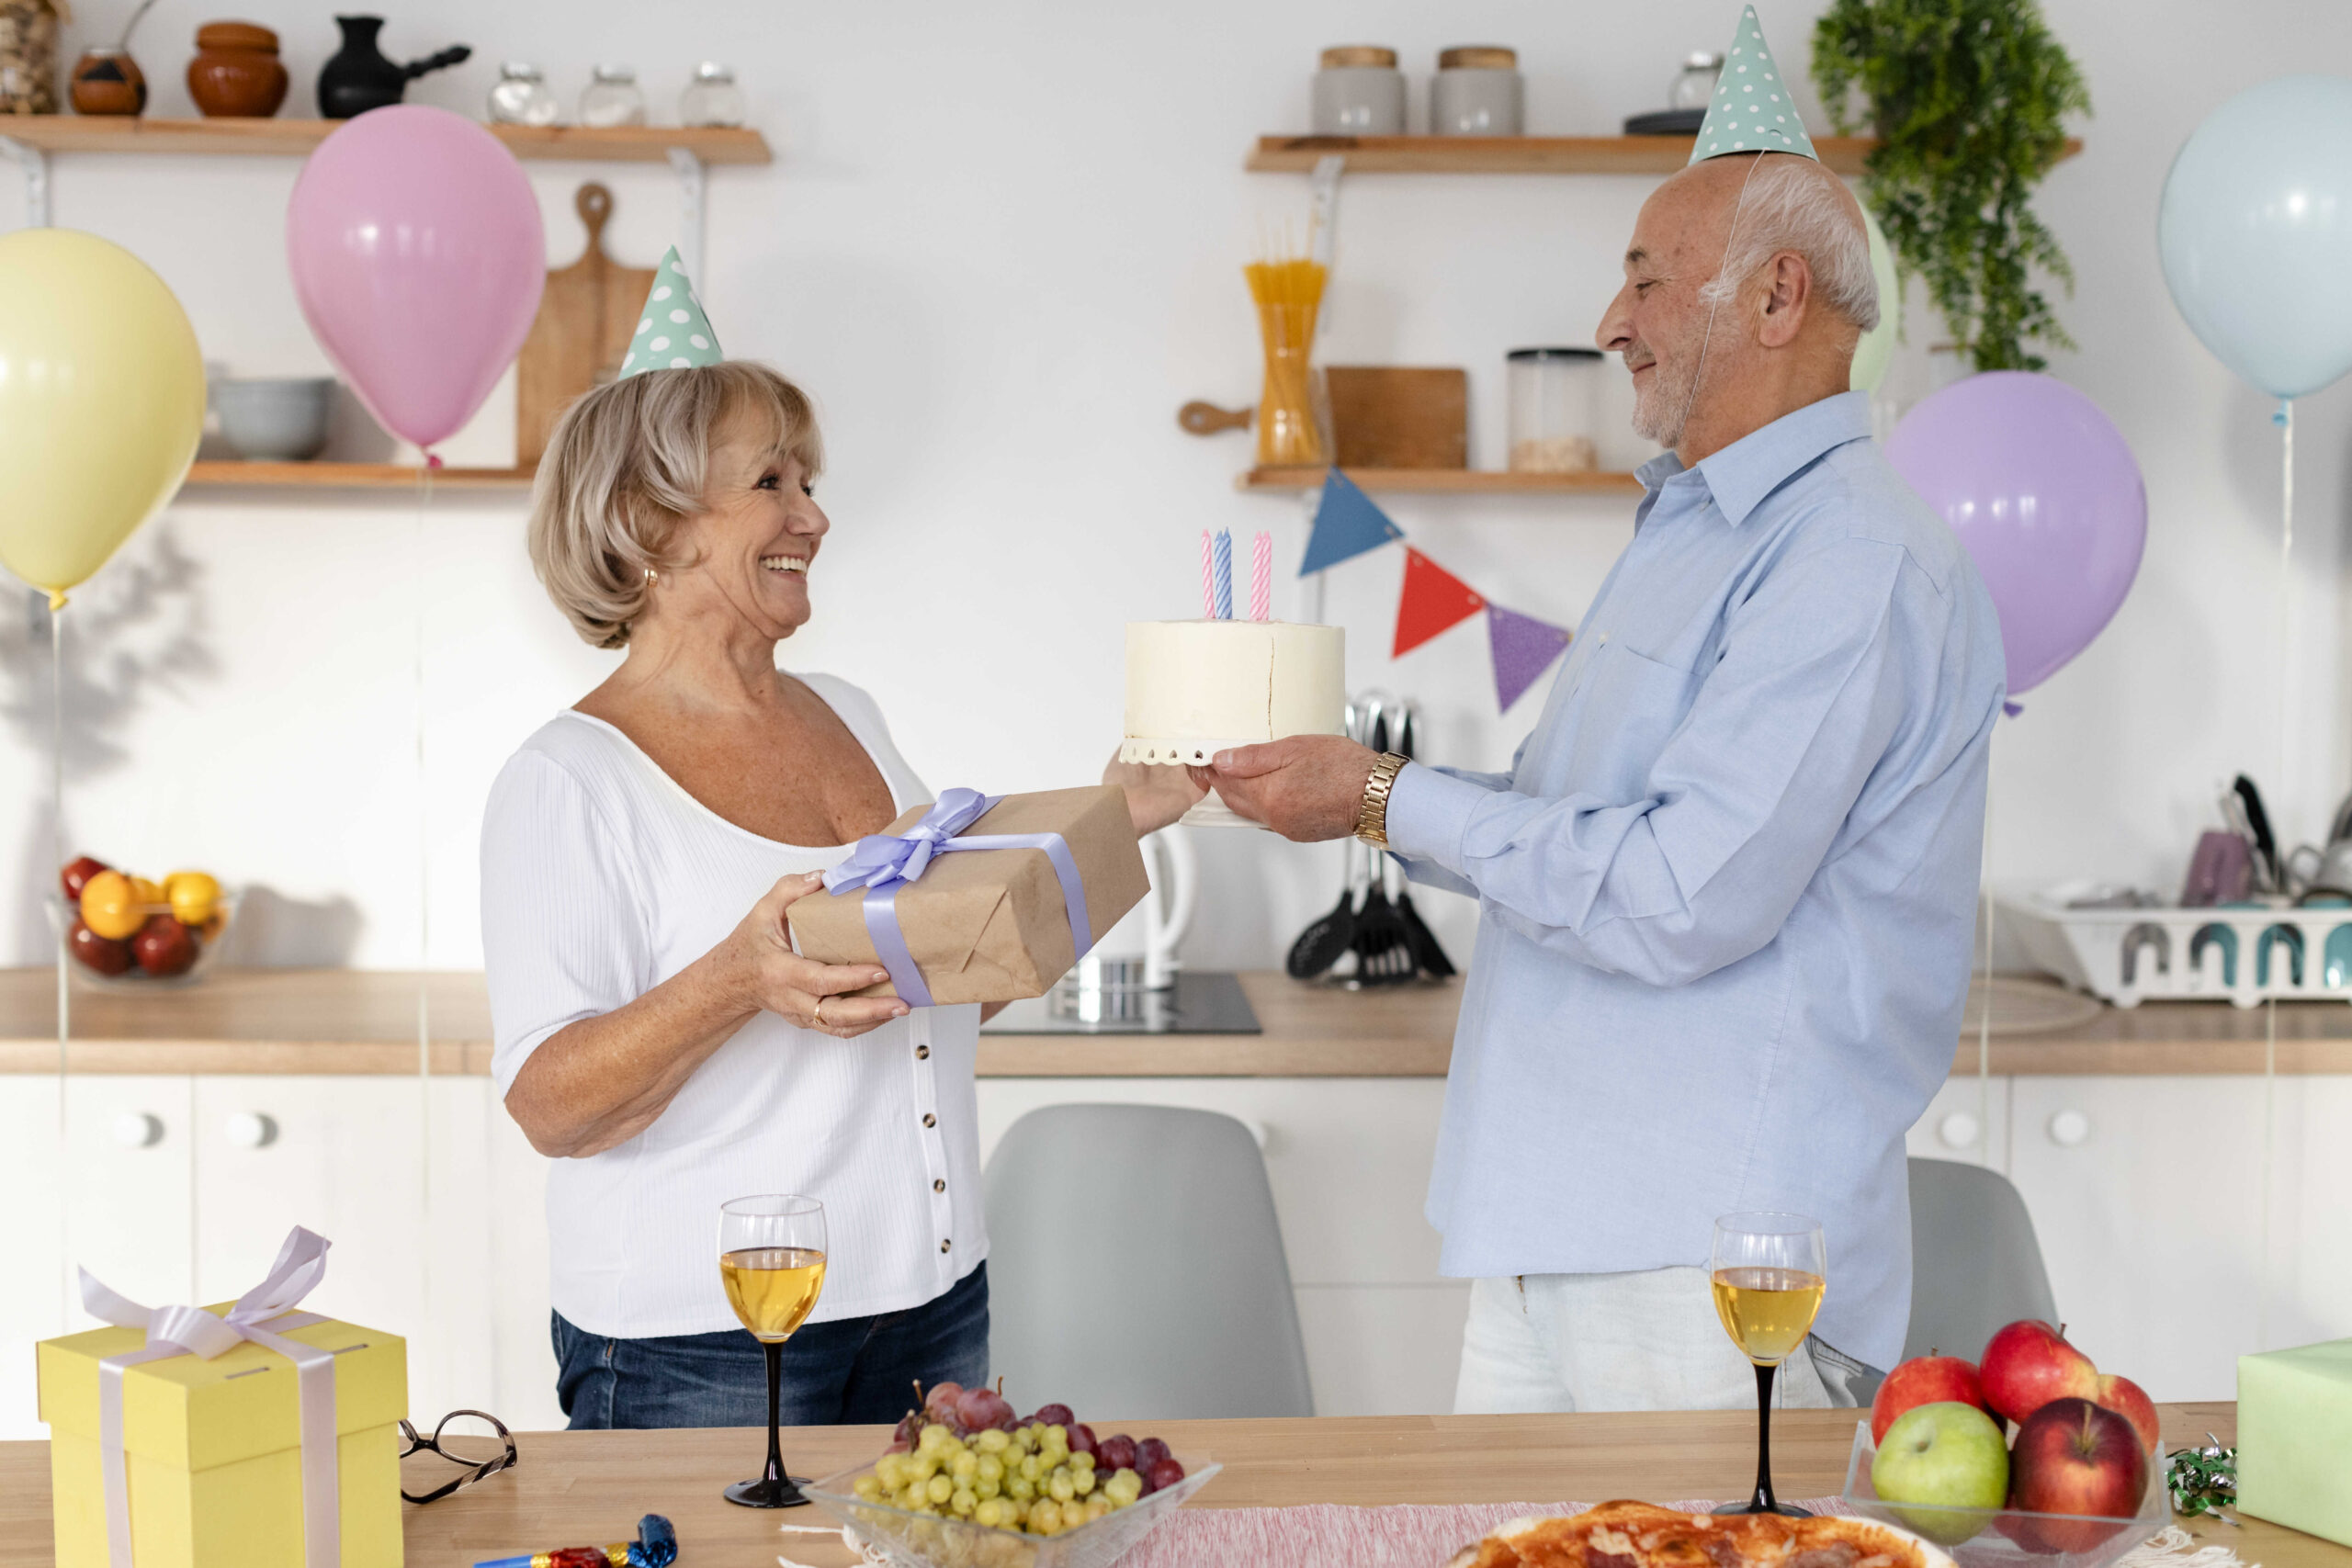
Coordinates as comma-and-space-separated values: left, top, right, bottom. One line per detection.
820, 787, 1095, 1008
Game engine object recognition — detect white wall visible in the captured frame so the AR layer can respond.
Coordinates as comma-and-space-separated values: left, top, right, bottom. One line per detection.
3, 0, 2349, 976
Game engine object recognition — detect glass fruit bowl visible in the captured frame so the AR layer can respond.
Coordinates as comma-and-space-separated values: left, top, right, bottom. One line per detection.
1842, 1423, 2169, 1568
46, 892, 237, 992
804, 1452, 1218, 1568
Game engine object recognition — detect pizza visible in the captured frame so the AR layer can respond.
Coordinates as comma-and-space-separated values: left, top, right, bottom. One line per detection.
1444, 1500, 1958, 1568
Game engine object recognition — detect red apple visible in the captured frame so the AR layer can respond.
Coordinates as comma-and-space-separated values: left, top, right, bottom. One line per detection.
130, 914, 198, 977
66, 918, 132, 976
58, 855, 109, 902
1980, 1319, 2100, 1424
2097, 1372, 2160, 1453
2007, 1397, 2149, 1552
1871, 1353, 1993, 1443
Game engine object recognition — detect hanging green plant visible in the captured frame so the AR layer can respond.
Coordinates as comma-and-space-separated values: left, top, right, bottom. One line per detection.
1810, 0, 2089, 372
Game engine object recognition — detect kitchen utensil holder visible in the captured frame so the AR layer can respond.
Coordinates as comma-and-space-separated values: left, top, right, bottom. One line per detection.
1998, 886, 2352, 1008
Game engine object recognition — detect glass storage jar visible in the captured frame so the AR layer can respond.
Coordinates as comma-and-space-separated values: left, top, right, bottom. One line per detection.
1310, 45, 1404, 135
1670, 51, 1724, 112
579, 63, 646, 128
487, 61, 559, 126
679, 61, 745, 127
1431, 46, 1522, 136
1507, 347, 1604, 474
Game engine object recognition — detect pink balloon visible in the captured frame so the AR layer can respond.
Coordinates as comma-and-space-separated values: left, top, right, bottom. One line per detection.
287, 106, 545, 451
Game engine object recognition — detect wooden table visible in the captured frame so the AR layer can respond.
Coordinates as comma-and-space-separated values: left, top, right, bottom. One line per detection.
0, 1404, 2333, 1567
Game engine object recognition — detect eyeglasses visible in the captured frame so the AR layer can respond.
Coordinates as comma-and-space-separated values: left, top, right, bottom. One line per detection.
398, 1408, 518, 1505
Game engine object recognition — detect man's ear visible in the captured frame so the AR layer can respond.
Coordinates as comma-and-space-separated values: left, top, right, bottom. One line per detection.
1755, 251, 1810, 348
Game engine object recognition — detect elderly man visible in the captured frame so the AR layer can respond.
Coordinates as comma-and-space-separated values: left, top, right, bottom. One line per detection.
1197, 130, 2006, 1413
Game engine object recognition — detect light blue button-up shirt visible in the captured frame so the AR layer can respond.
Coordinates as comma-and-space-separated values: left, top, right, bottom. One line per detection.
1385, 390, 2005, 1371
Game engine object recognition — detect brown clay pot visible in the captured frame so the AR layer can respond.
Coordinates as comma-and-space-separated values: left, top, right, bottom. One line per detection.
187, 20, 286, 118
70, 47, 147, 114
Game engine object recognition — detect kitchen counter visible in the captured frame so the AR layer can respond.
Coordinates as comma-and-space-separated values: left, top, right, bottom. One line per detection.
5, 966, 2352, 1076
0, 1404, 2326, 1567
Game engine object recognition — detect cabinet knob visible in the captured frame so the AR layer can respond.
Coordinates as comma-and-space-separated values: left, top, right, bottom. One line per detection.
222, 1111, 277, 1149
1937, 1111, 1982, 1150
2047, 1109, 2092, 1147
111, 1111, 164, 1148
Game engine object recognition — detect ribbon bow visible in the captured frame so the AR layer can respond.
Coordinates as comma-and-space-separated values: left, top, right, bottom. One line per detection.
820, 788, 1094, 1008
81, 1226, 343, 1568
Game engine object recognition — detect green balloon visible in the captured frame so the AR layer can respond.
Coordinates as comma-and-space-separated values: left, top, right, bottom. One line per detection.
1851, 203, 1901, 393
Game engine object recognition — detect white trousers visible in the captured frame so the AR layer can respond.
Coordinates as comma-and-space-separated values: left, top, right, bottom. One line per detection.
1453, 1267, 1854, 1415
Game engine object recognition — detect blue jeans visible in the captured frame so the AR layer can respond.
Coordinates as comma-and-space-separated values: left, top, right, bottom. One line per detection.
551, 1263, 990, 1429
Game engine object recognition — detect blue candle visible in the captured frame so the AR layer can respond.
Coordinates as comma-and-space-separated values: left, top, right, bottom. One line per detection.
1212, 529, 1234, 619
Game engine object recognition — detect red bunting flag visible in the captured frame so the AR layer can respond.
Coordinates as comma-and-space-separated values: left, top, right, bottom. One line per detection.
1393, 547, 1487, 657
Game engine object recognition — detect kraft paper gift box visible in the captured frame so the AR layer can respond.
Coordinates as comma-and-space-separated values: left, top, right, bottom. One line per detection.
39, 1303, 406, 1568
789, 784, 1149, 1007
2238, 1338, 2352, 1547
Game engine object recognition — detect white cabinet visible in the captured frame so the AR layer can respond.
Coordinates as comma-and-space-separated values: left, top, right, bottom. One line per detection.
0, 1077, 66, 1441
2269, 1077, 2352, 1355
1905, 1072, 2013, 1169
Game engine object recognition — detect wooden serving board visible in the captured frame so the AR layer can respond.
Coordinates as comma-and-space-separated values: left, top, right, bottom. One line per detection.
515, 183, 655, 467
1327, 366, 1468, 469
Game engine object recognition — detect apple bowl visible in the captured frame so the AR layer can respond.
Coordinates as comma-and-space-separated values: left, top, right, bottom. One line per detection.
1842, 1422, 2169, 1568
45, 893, 236, 992
804, 1450, 1218, 1568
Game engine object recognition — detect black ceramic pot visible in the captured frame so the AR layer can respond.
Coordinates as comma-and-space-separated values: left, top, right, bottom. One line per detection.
317, 15, 470, 118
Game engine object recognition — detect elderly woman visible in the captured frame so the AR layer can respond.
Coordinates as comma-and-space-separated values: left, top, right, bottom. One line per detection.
483, 353, 1190, 1432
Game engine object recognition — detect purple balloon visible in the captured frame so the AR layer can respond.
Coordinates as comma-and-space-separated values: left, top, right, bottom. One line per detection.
287, 106, 545, 452
1884, 372, 2145, 699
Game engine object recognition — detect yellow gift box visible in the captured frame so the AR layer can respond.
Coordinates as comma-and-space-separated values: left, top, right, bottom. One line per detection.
38, 1307, 407, 1568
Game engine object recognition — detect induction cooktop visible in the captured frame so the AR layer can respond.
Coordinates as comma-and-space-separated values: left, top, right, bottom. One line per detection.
978, 970, 1261, 1035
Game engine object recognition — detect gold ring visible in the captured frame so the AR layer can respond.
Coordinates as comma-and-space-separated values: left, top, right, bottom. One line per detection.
811, 996, 827, 1028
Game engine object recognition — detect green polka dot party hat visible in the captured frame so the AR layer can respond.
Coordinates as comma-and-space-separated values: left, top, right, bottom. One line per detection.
1690, 6, 1818, 164
619, 247, 722, 378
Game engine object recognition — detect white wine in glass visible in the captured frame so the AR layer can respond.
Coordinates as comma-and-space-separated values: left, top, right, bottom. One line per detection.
1710, 1212, 1826, 1517
719, 1194, 827, 1508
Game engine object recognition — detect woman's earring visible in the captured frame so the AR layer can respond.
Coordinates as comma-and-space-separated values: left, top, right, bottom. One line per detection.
643, 567, 659, 586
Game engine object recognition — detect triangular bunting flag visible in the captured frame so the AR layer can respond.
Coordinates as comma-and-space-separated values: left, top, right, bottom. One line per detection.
620, 246, 724, 378
1393, 547, 1487, 657
1487, 604, 1574, 711
1300, 468, 1406, 575
1690, 6, 1818, 165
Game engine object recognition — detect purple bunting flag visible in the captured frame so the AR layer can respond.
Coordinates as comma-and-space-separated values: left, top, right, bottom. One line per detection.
1487, 604, 1574, 712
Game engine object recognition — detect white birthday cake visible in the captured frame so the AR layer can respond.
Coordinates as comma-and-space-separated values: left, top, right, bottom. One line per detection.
1119, 619, 1347, 766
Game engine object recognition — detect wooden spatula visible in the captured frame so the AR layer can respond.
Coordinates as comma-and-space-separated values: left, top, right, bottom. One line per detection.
515, 183, 657, 468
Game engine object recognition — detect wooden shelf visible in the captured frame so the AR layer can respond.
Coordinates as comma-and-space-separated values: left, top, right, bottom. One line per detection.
1241, 465, 1644, 496
180, 461, 534, 491
1248, 133, 2081, 178
0, 117, 771, 164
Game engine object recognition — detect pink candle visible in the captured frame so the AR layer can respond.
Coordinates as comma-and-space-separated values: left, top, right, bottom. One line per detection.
1250, 531, 1272, 621
1200, 530, 1216, 618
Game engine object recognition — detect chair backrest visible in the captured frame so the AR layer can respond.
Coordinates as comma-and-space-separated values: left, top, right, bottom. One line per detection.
1905, 1157, 2060, 1363
983, 1103, 1314, 1419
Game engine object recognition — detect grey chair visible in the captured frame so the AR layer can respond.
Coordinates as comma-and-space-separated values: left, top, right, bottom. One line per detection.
983, 1104, 1314, 1419
1905, 1156, 2059, 1363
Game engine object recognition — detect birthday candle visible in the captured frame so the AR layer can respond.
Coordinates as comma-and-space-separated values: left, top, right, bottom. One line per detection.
1200, 530, 1216, 619
1250, 531, 1272, 621
1212, 530, 1234, 620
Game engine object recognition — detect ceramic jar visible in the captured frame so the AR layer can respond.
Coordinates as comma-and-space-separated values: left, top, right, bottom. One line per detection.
187, 21, 287, 117
70, 47, 146, 114
1431, 46, 1522, 136
1310, 45, 1403, 136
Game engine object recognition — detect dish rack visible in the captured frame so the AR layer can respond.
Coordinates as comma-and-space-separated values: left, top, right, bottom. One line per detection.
1996, 886, 2352, 1008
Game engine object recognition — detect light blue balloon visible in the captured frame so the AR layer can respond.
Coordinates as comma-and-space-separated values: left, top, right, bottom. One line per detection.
2159, 75, 2352, 400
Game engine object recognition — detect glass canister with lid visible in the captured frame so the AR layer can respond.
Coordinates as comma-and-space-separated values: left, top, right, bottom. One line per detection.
487, 61, 559, 126
579, 63, 646, 128
680, 61, 746, 127
1507, 347, 1604, 474
1431, 46, 1523, 136
1311, 45, 1404, 135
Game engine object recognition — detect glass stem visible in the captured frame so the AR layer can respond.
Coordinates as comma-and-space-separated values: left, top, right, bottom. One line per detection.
763, 1339, 786, 1484
1748, 1359, 1778, 1513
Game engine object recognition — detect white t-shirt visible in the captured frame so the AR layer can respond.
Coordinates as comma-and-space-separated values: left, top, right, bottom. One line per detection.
480, 673, 985, 1339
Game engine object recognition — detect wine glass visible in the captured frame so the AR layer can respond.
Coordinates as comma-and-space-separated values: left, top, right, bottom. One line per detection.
1710, 1212, 1827, 1517
718, 1194, 828, 1507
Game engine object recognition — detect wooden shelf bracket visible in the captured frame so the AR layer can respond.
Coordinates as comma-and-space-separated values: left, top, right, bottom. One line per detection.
0, 133, 50, 228
667, 145, 707, 288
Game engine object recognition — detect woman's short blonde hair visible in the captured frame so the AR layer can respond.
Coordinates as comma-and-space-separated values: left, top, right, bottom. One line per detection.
527, 361, 824, 648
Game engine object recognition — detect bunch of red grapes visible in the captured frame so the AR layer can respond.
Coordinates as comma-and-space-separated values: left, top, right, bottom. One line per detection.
896, 1381, 1189, 1495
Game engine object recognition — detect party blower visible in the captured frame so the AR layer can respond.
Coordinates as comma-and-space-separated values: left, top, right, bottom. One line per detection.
475, 1513, 677, 1568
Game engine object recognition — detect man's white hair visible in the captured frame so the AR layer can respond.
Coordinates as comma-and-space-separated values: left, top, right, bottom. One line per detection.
1696, 155, 1880, 333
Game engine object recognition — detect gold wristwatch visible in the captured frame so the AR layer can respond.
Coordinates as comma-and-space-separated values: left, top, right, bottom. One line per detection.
1354, 752, 1410, 848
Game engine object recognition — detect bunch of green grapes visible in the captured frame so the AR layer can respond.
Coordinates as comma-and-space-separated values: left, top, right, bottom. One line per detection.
853, 1418, 1150, 1537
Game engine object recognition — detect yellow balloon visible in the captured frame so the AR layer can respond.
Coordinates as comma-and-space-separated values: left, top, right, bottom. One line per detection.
0, 229, 204, 608
1851, 203, 1902, 394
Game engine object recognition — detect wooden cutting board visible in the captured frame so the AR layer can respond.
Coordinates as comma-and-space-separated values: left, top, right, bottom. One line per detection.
515, 183, 656, 468
1326, 367, 1468, 469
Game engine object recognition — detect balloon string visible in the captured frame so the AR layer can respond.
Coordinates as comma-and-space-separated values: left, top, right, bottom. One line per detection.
1976, 728, 1996, 1168
51, 599, 69, 1339
2256, 399, 2290, 1354
413, 462, 435, 1404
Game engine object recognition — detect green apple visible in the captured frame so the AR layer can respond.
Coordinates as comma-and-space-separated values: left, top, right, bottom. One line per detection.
1871, 1401, 2009, 1545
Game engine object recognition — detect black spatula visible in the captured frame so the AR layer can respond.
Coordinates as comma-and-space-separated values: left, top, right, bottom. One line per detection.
1391, 708, 1456, 979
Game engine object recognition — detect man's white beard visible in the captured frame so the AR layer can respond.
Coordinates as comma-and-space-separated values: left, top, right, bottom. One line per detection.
1629, 344, 1699, 449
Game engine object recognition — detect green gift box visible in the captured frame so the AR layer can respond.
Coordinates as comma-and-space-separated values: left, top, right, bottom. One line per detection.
2238, 1337, 2352, 1546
